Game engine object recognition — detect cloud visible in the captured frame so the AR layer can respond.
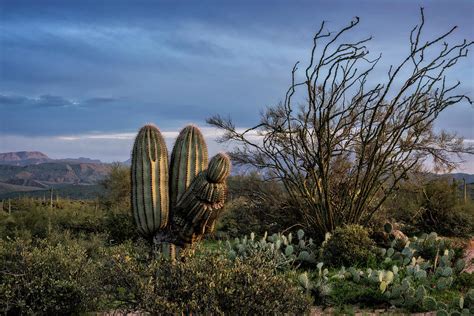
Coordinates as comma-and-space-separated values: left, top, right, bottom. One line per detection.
0, 128, 229, 163
83, 97, 118, 105
0, 0, 472, 168
0, 93, 74, 108
0, 93, 115, 109
35, 94, 74, 107
0, 94, 28, 105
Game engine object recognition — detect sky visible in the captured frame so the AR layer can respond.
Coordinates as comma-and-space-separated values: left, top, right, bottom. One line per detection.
0, 0, 473, 171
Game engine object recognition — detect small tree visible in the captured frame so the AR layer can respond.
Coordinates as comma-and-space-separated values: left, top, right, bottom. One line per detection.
100, 162, 130, 209
208, 9, 473, 236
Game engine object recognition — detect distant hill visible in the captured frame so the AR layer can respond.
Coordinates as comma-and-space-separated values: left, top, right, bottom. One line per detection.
0, 151, 111, 198
444, 173, 474, 184
0, 151, 51, 166
57, 157, 103, 164
0, 151, 103, 166
0, 163, 111, 186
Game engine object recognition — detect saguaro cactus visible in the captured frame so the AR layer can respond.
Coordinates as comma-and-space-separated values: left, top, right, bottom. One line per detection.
169, 125, 208, 211
173, 153, 231, 246
131, 124, 169, 237
130, 124, 231, 258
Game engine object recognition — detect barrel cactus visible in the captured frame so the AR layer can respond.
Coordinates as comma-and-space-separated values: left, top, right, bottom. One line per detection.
130, 124, 231, 259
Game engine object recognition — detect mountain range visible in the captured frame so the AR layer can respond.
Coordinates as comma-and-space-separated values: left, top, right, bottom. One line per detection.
0, 151, 102, 166
0, 151, 112, 198
0, 151, 472, 199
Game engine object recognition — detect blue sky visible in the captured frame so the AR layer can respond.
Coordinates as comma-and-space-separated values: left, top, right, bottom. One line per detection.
0, 0, 473, 171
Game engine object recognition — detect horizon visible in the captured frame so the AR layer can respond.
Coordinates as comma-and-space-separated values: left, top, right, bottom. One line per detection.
1, 0, 473, 172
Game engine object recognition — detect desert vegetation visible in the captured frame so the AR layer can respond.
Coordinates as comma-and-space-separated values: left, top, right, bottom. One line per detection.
1, 9, 473, 315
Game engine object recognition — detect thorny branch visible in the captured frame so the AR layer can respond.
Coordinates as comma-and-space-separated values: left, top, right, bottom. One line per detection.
207, 8, 473, 236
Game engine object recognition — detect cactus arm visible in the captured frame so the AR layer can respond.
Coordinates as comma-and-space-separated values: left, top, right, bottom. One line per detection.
171, 153, 231, 246
131, 124, 169, 238
169, 125, 208, 211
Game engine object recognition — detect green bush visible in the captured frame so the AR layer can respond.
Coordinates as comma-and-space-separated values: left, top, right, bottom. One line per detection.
328, 279, 386, 307
104, 245, 313, 314
0, 197, 141, 244
0, 236, 103, 314
99, 162, 131, 210
103, 208, 139, 243
386, 178, 474, 237
322, 225, 377, 267
0, 199, 106, 239
418, 180, 474, 237
216, 174, 303, 239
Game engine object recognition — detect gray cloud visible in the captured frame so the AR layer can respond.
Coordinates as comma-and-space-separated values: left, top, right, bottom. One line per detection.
0, 0, 472, 172
0, 94, 74, 108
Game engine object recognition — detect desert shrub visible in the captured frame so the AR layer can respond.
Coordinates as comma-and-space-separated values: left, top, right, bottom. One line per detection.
4, 207, 50, 238
417, 179, 474, 237
216, 173, 303, 238
322, 225, 377, 268
104, 245, 312, 314
53, 201, 105, 234
405, 232, 467, 264
0, 199, 107, 239
99, 162, 131, 210
0, 197, 141, 244
103, 208, 139, 243
328, 279, 386, 307
0, 236, 103, 314
386, 178, 474, 237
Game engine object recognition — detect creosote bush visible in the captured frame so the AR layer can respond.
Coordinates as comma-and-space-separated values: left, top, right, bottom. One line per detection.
322, 224, 377, 267
0, 236, 103, 314
104, 245, 313, 314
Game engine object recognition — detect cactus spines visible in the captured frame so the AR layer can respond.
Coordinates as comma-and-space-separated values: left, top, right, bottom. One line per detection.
131, 124, 169, 237
170, 125, 208, 210
173, 169, 228, 246
131, 123, 231, 258
206, 152, 231, 183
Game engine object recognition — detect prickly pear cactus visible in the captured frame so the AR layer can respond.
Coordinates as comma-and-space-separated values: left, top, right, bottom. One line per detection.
130, 124, 231, 259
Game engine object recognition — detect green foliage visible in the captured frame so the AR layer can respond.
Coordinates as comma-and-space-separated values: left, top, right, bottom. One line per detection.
103, 245, 312, 314
328, 279, 387, 307
387, 178, 474, 237
227, 230, 318, 270
99, 163, 139, 243
99, 162, 130, 210
453, 271, 474, 291
0, 236, 103, 314
322, 225, 377, 267
103, 208, 139, 243
0, 197, 139, 243
418, 179, 474, 237
216, 173, 302, 238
